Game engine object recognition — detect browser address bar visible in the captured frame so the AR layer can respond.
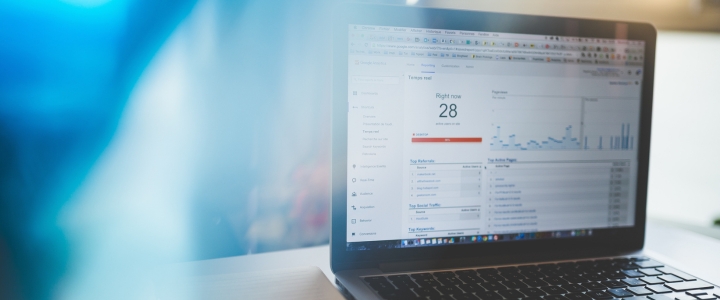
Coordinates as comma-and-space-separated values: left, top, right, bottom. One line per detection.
371, 42, 575, 57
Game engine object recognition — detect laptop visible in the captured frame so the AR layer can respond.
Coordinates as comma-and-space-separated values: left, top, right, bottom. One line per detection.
330, 3, 719, 300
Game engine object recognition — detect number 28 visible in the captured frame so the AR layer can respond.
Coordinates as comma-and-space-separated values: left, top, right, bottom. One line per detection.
439, 103, 457, 118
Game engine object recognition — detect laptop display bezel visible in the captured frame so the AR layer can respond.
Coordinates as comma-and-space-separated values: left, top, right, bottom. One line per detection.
331, 3, 656, 273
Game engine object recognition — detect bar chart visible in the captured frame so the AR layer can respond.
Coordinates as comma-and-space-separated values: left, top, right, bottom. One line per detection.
490, 125, 581, 150
490, 95, 640, 151
584, 123, 634, 150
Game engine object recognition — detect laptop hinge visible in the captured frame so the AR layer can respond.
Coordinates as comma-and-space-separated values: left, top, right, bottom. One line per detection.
378, 249, 641, 273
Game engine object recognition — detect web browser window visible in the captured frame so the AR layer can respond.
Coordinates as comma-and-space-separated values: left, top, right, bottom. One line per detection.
345, 25, 645, 250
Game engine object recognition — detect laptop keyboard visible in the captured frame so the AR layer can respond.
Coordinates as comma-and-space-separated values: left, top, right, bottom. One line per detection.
362, 257, 720, 300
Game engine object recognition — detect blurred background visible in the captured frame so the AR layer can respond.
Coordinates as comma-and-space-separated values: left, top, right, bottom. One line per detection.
0, 0, 719, 299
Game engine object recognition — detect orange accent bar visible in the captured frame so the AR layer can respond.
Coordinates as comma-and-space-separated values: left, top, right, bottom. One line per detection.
411, 137, 483, 143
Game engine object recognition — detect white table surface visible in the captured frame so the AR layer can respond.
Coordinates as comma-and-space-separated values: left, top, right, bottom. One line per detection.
160, 221, 720, 291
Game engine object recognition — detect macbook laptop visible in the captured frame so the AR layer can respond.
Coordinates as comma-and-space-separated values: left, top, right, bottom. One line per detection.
330, 3, 719, 300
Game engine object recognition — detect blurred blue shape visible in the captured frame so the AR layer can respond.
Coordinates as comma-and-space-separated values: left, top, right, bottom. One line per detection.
1, 0, 336, 298
0, 0, 197, 298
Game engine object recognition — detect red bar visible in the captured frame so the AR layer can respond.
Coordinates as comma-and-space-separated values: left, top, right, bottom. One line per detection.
411, 137, 483, 143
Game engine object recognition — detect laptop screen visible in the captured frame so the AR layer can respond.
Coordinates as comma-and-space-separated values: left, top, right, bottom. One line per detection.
345, 24, 645, 251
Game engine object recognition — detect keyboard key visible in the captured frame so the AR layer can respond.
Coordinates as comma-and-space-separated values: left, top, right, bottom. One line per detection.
544, 295, 570, 300
560, 267, 581, 275
457, 270, 480, 276
600, 266, 622, 273
565, 293, 593, 300
459, 283, 484, 293
483, 274, 507, 282
541, 286, 568, 295
639, 269, 663, 276
696, 295, 717, 300
411, 273, 434, 280
658, 275, 683, 283
475, 291, 503, 300
665, 281, 714, 292
624, 297, 652, 300
388, 275, 412, 282
436, 285, 464, 296
603, 280, 628, 288
622, 270, 645, 278
437, 277, 464, 286
648, 295, 674, 300
583, 282, 608, 290
622, 279, 646, 287
416, 278, 441, 287
428, 296, 454, 300
608, 288, 635, 298
633, 261, 664, 269
460, 275, 483, 284
655, 268, 697, 281
671, 272, 696, 281
519, 288, 547, 297
672, 293, 699, 300
605, 271, 628, 280
546, 277, 570, 286
656, 268, 677, 275
543, 270, 567, 277
640, 277, 664, 285
524, 278, 549, 287
523, 270, 544, 279
481, 282, 507, 291
504, 273, 527, 281
687, 291, 708, 296
563, 284, 586, 293
394, 280, 420, 289
585, 273, 608, 281
564, 275, 588, 284
586, 291, 614, 299
378, 289, 418, 300
502, 281, 527, 289
414, 287, 441, 297
646, 285, 672, 293
454, 294, 481, 300
497, 289, 526, 299
616, 262, 639, 270
369, 281, 396, 291
627, 287, 653, 296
